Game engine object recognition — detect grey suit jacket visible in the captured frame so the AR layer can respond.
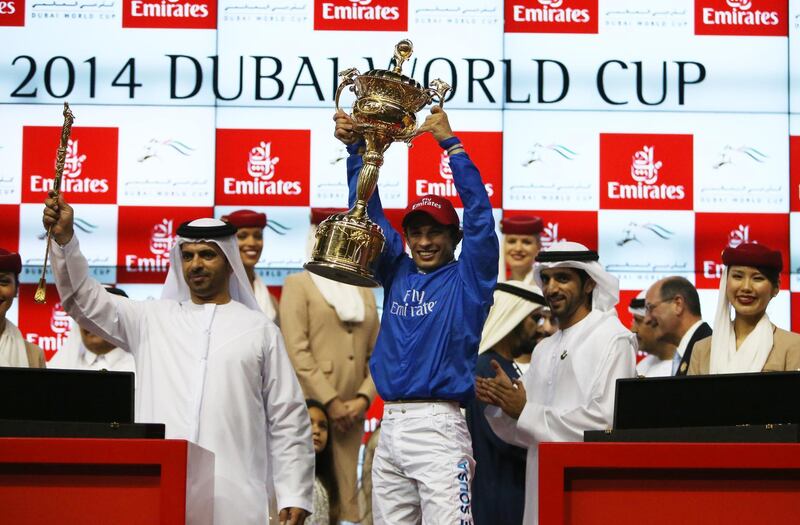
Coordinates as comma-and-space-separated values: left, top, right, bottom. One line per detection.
688, 326, 800, 375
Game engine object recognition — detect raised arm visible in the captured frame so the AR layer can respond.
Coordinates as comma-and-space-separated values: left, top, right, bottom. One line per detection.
334, 111, 407, 286
417, 107, 498, 304
43, 193, 143, 353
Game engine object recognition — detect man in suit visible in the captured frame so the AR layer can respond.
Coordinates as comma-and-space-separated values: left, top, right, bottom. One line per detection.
281, 207, 380, 523
644, 276, 711, 376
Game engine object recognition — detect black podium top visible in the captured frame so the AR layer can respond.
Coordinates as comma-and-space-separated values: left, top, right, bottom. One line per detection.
0, 367, 134, 423
613, 371, 800, 430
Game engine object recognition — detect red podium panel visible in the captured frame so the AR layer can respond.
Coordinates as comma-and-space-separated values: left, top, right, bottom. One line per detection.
0, 438, 213, 525
539, 442, 800, 525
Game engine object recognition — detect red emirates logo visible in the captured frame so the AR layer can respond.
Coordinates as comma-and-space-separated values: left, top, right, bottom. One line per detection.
694, 212, 789, 289
116, 206, 212, 283
22, 126, 117, 205
408, 132, 502, 209
215, 129, 310, 207
504, 209, 598, 251
504, 0, 597, 34
0, 0, 24, 26
694, 0, 787, 36
791, 136, 799, 212
314, 0, 407, 31
122, 0, 216, 29
600, 133, 693, 210
17, 284, 69, 361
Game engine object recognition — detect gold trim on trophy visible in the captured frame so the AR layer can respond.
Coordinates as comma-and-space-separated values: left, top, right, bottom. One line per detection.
305, 40, 451, 287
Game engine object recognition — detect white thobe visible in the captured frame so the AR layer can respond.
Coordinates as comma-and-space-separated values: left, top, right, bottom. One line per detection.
636, 354, 673, 378
486, 309, 637, 525
51, 236, 314, 524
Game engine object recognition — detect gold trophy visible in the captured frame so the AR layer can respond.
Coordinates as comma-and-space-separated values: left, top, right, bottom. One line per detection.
34, 102, 75, 304
305, 40, 451, 287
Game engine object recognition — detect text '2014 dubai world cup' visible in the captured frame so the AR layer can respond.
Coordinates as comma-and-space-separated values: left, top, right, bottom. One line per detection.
304, 40, 450, 287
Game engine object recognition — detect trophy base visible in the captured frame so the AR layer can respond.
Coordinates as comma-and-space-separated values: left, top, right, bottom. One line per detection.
304, 261, 381, 288
305, 212, 385, 288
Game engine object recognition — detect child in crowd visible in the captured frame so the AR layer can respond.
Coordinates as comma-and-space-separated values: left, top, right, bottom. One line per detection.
307, 399, 340, 525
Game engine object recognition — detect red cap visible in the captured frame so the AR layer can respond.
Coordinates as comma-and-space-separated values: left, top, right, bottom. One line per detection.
0, 248, 22, 274
311, 208, 347, 225
402, 195, 460, 228
501, 215, 543, 235
221, 209, 266, 229
722, 243, 782, 272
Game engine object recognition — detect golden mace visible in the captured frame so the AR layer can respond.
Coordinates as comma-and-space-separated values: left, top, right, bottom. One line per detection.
34, 102, 75, 304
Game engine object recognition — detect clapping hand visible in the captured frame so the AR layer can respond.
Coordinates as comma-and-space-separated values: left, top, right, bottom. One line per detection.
475, 360, 527, 420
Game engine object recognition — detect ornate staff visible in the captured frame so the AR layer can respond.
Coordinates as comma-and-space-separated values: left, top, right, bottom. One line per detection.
34, 102, 75, 304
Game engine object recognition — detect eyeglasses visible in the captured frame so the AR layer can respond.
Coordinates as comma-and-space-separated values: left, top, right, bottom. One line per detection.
644, 296, 676, 314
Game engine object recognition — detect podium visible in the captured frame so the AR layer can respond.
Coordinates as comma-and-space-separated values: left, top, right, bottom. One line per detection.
0, 438, 214, 525
539, 442, 800, 525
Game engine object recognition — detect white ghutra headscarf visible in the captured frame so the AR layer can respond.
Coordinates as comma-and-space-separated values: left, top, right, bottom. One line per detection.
533, 241, 620, 313
161, 218, 260, 312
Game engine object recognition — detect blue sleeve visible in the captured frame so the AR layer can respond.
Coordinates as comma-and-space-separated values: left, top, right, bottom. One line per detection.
346, 143, 408, 287
444, 137, 499, 307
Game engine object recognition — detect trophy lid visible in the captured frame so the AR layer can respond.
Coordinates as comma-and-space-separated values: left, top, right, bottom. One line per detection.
361, 39, 422, 89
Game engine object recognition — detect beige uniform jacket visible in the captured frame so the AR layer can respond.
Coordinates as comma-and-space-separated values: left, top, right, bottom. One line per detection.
688, 326, 800, 375
279, 270, 379, 521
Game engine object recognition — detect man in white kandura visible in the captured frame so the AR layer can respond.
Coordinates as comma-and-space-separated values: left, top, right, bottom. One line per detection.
43, 193, 313, 525
476, 241, 636, 525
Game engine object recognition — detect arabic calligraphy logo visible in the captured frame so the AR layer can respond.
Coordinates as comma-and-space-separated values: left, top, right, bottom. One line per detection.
63, 139, 87, 178
439, 151, 453, 180
247, 141, 280, 180
728, 224, 750, 248
630, 145, 662, 185
726, 0, 752, 10
538, 0, 563, 7
522, 143, 578, 167
540, 222, 565, 249
149, 219, 175, 256
349, 0, 372, 4
49, 303, 71, 335
617, 222, 675, 247
712, 145, 768, 169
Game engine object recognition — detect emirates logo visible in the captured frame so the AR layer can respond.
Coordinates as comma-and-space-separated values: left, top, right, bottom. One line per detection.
439, 151, 453, 180
49, 303, 71, 335
149, 219, 176, 255
540, 222, 564, 249
247, 141, 280, 180
727, 0, 752, 9
314, 0, 406, 30
63, 139, 87, 178
630, 145, 662, 185
728, 224, 750, 248
696, 0, 784, 35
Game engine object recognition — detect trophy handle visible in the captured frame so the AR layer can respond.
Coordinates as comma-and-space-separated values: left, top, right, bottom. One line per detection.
425, 79, 451, 108
334, 67, 360, 115
400, 79, 453, 145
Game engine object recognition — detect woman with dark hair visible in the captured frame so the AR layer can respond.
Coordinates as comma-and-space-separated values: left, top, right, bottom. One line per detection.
307, 399, 340, 525
689, 243, 800, 374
